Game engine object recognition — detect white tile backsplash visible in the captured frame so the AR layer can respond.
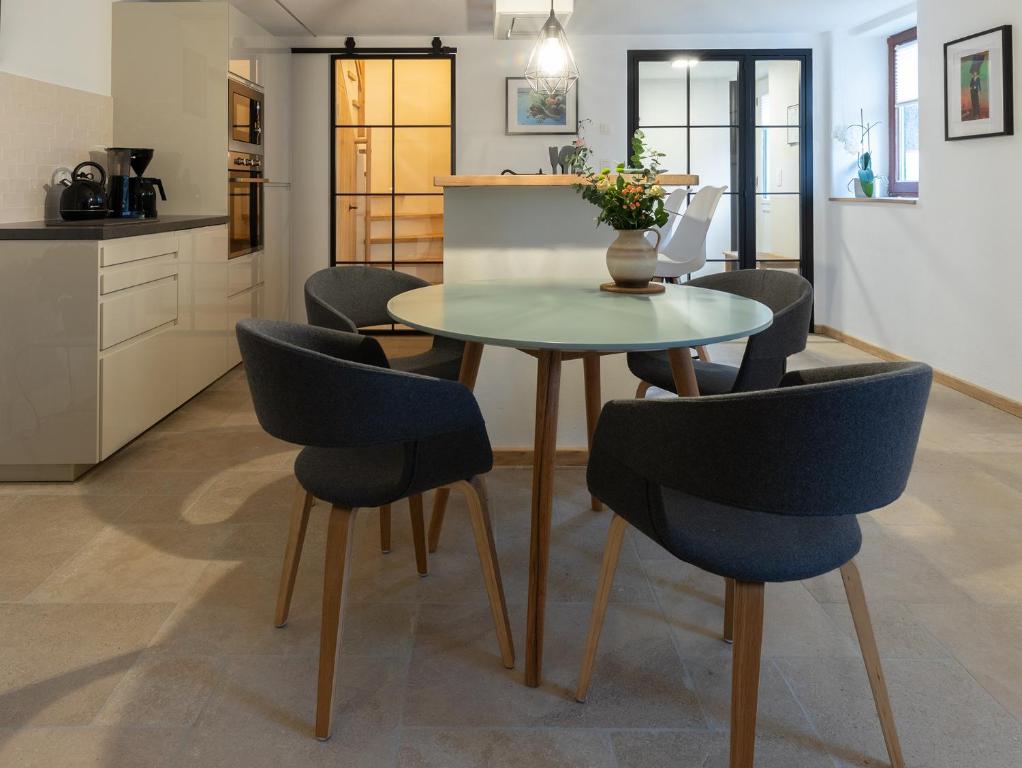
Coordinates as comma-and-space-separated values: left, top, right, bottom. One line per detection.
0, 72, 113, 224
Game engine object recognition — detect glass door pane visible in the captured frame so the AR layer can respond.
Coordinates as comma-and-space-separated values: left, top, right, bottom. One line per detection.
689, 60, 739, 126
637, 61, 687, 126
754, 59, 802, 273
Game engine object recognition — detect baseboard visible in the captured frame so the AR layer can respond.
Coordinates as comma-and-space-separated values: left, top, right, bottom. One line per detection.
814, 324, 1022, 419
0, 463, 94, 482
493, 449, 589, 467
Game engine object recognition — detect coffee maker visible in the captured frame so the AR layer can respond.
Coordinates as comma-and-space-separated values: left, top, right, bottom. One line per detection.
105, 147, 166, 219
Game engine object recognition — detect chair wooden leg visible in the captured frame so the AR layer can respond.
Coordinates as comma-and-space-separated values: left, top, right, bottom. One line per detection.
730, 581, 765, 768
275, 483, 314, 628
667, 347, 700, 397
427, 341, 485, 553
841, 560, 906, 768
379, 505, 392, 553
459, 477, 515, 669
409, 494, 428, 576
723, 577, 736, 644
696, 345, 711, 362
576, 513, 629, 702
427, 488, 449, 553
635, 380, 651, 399
315, 506, 357, 741
582, 353, 604, 512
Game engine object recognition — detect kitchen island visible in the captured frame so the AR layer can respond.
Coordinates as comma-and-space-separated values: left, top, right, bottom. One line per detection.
435, 173, 697, 451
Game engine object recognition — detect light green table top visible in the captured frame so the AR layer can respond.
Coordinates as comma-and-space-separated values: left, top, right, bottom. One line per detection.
387, 279, 773, 352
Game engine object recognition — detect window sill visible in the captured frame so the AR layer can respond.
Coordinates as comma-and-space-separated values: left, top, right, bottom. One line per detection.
829, 197, 918, 205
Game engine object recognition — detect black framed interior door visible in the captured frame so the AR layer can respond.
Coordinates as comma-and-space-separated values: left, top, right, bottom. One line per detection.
330, 51, 456, 288
627, 49, 813, 284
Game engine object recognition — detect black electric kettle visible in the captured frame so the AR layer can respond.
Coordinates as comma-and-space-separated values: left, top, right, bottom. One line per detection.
59, 162, 109, 221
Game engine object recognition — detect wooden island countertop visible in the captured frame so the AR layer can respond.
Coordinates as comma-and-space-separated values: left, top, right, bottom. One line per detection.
434, 173, 699, 188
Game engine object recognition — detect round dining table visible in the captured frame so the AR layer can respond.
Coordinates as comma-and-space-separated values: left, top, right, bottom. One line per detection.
388, 278, 773, 688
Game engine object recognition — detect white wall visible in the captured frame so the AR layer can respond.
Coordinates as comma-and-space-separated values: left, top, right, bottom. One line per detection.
819, 0, 1022, 402
827, 30, 891, 195
0, 0, 112, 94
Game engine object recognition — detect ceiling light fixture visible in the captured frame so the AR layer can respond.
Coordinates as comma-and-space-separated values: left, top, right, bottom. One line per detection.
524, 1, 579, 95
671, 58, 700, 69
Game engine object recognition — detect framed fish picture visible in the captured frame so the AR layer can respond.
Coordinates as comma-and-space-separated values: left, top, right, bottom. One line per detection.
505, 77, 578, 135
944, 25, 1014, 140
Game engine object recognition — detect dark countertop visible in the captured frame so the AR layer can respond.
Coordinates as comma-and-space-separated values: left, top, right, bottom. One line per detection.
0, 214, 229, 241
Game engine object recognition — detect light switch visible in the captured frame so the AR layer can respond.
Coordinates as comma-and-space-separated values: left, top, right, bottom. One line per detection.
599, 123, 610, 135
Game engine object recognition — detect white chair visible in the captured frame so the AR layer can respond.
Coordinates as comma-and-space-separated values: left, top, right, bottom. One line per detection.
654, 186, 726, 282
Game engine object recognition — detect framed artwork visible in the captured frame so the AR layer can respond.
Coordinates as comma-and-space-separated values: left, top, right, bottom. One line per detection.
944, 25, 1014, 140
786, 103, 800, 145
505, 77, 578, 135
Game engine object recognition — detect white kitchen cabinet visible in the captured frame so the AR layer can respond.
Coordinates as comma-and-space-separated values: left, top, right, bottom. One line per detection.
226, 284, 265, 367
177, 225, 230, 402
0, 222, 234, 480
227, 251, 264, 296
100, 325, 179, 459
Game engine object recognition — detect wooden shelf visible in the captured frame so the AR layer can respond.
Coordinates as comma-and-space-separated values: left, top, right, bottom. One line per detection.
435, 173, 699, 188
829, 197, 917, 205
369, 233, 443, 244
370, 212, 443, 221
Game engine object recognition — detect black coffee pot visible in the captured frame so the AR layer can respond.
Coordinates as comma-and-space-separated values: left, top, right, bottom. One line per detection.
59, 162, 109, 221
131, 176, 166, 218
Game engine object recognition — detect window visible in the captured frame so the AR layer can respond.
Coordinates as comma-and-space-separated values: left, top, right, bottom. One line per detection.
889, 28, 919, 196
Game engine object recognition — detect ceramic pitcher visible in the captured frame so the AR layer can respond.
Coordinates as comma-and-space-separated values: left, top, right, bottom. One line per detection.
606, 229, 661, 288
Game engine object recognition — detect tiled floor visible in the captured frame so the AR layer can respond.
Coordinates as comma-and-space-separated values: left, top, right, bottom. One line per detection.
1, 336, 1021, 767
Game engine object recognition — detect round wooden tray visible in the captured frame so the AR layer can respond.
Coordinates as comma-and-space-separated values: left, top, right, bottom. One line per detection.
599, 281, 666, 295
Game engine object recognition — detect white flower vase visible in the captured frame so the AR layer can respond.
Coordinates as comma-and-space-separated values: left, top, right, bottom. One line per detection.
605, 228, 661, 289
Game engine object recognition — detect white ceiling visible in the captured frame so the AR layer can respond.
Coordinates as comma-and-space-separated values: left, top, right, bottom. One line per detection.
228, 0, 916, 38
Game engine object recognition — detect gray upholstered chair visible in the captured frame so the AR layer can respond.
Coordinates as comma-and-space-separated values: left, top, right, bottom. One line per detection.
236, 318, 513, 741
576, 361, 932, 768
629, 270, 813, 397
305, 265, 464, 379
305, 265, 466, 553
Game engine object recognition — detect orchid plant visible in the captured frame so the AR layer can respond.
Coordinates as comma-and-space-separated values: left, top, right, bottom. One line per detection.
571, 127, 669, 231
833, 109, 886, 197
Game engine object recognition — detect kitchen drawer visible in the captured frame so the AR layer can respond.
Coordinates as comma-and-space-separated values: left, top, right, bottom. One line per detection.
100, 253, 179, 294
100, 275, 179, 350
226, 285, 263, 367
227, 251, 264, 296
191, 225, 229, 263
100, 233, 180, 267
100, 327, 178, 458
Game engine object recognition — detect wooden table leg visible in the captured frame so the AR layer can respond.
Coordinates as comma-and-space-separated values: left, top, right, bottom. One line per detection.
525, 349, 562, 688
582, 353, 603, 512
667, 347, 700, 397
428, 341, 484, 553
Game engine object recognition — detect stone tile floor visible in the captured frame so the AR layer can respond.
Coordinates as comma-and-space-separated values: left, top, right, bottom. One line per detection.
0, 336, 1020, 767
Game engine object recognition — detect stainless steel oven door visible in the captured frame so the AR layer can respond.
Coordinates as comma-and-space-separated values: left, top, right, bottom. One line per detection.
228, 172, 264, 259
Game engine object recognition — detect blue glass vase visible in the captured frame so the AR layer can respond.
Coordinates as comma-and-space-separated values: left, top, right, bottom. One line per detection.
857, 152, 876, 198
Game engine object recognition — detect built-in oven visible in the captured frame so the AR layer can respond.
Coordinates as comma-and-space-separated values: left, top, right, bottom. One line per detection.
229, 78, 264, 153
228, 151, 264, 259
